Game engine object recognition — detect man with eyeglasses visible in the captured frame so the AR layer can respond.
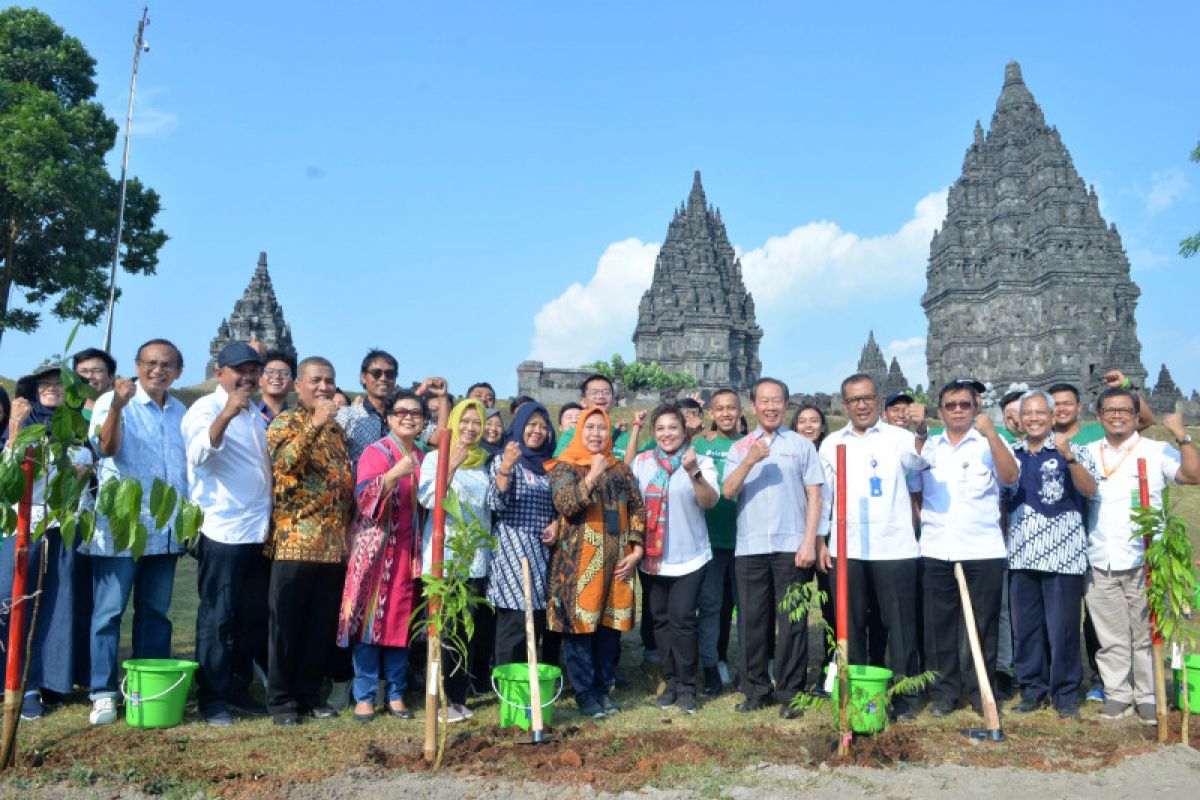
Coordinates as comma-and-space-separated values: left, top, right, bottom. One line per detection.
72, 347, 117, 421
258, 350, 296, 429
554, 374, 642, 461
1084, 388, 1199, 724
820, 373, 928, 721
723, 377, 825, 718
914, 378, 1019, 718
182, 342, 273, 727
85, 339, 190, 725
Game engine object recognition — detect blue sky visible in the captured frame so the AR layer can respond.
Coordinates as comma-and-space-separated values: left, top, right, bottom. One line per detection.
4, 1, 1198, 398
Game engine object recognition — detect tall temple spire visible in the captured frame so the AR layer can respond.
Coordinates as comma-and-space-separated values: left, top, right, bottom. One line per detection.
207, 251, 297, 379
922, 62, 1145, 394
856, 331, 888, 393
633, 171, 762, 392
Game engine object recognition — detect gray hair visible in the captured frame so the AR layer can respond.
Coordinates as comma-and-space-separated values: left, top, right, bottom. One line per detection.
1018, 389, 1055, 415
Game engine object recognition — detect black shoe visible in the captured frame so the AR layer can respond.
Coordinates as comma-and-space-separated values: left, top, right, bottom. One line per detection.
779, 704, 803, 720
201, 703, 234, 727
387, 702, 413, 719
353, 709, 376, 723
654, 689, 677, 709
579, 699, 605, 719
676, 693, 698, 714
1057, 704, 1081, 719
613, 667, 632, 690
703, 667, 723, 696
994, 673, 1015, 701
228, 691, 269, 718
601, 694, 620, 716
928, 701, 957, 718
1012, 696, 1047, 713
273, 712, 301, 726
735, 695, 775, 713
308, 705, 338, 720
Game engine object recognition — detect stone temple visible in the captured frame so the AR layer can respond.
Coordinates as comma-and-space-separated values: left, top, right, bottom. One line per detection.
207, 251, 296, 378
922, 61, 1147, 395
856, 331, 909, 397
632, 171, 762, 393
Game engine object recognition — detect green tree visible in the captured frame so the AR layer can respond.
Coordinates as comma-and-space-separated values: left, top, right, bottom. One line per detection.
580, 353, 695, 392
0, 7, 167, 347
1182, 139, 1200, 258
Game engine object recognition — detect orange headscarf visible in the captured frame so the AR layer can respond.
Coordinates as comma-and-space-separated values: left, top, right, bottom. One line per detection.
545, 407, 619, 470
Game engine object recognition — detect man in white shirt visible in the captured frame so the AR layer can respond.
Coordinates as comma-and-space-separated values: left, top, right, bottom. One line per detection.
181, 342, 273, 727
821, 373, 928, 721
915, 378, 1019, 718
1084, 387, 1199, 724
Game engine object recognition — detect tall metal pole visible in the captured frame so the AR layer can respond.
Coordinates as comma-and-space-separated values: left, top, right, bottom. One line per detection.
102, 6, 150, 352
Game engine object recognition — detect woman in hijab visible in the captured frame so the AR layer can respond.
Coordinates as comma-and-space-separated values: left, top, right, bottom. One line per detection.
481, 407, 505, 458
0, 366, 91, 719
546, 407, 646, 719
631, 403, 718, 714
418, 398, 492, 723
486, 401, 558, 667
338, 388, 426, 722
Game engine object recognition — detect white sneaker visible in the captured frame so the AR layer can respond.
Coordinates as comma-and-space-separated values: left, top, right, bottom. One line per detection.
326, 680, 351, 710
89, 696, 118, 725
444, 704, 469, 723
718, 661, 732, 686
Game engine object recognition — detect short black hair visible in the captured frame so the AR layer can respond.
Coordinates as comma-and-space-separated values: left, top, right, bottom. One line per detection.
1047, 382, 1080, 401
840, 372, 877, 397
579, 373, 615, 396
359, 348, 398, 374
558, 401, 583, 425
509, 395, 535, 415
134, 339, 183, 369
72, 347, 117, 375
999, 390, 1024, 410
263, 348, 297, 377
709, 388, 740, 406
467, 382, 495, 396
677, 397, 702, 412
1096, 386, 1140, 415
386, 387, 424, 416
938, 379, 980, 404
297, 355, 334, 377
650, 402, 685, 431
751, 377, 789, 402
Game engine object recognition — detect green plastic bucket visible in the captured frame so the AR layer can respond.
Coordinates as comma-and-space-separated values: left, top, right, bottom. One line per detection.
491, 662, 563, 731
121, 658, 198, 729
1174, 654, 1200, 715
829, 664, 893, 734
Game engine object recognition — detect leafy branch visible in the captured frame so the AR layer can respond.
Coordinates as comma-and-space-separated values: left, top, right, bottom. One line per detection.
580, 353, 696, 391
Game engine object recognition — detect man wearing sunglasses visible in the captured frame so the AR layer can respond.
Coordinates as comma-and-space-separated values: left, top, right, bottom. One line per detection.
1083, 388, 1199, 724
913, 378, 1019, 718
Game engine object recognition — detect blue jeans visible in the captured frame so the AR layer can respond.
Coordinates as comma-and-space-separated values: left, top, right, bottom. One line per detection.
90, 554, 178, 698
697, 548, 736, 668
562, 626, 621, 707
351, 642, 409, 704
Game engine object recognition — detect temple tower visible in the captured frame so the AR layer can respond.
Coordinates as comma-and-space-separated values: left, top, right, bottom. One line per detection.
207, 251, 297, 378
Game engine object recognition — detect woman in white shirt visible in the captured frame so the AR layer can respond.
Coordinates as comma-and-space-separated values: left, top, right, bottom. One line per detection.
631, 403, 718, 713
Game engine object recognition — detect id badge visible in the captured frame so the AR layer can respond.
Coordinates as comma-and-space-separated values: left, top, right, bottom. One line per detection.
869, 476, 883, 497
604, 508, 621, 535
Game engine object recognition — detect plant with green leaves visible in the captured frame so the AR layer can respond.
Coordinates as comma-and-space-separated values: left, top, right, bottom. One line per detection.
1133, 486, 1197, 742
411, 487, 496, 769
1182, 139, 1200, 258
780, 579, 936, 731
580, 353, 695, 392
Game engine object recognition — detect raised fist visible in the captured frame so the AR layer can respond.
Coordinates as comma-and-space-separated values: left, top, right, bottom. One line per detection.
311, 397, 338, 429
112, 377, 137, 408
681, 446, 699, 473
747, 437, 771, 465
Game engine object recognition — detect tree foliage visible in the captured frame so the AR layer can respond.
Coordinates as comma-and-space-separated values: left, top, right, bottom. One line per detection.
0, 7, 167, 346
1182, 140, 1200, 258
580, 353, 696, 392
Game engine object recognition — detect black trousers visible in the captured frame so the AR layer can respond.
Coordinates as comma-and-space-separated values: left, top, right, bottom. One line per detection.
194, 538, 270, 710
645, 566, 707, 696
922, 557, 1005, 707
736, 552, 813, 704
1010, 570, 1084, 710
494, 607, 558, 667
266, 559, 343, 715
1082, 604, 1102, 690
467, 578, 495, 693
640, 573, 656, 650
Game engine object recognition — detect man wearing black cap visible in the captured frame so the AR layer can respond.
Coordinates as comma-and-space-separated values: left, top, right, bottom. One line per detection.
883, 392, 915, 429
181, 342, 273, 727
913, 378, 1019, 718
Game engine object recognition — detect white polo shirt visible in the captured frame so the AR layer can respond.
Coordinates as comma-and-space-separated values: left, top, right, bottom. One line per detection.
1085, 433, 1181, 571
820, 420, 927, 560
915, 428, 1017, 561
181, 387, 272, 545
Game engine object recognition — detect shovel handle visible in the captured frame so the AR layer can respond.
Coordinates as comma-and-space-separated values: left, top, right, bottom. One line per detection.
522, 558, 545, 734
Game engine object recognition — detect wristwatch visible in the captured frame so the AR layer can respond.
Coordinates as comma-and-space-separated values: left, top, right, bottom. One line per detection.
691, 469, 704, 481
1177, 433, 1193, 446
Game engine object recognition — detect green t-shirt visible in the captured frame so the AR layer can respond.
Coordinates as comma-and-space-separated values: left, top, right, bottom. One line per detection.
692, 433, 740, 550
1068, 421, 1105, 445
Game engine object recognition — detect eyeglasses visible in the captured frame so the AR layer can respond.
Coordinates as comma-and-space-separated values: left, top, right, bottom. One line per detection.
585, 389, 613, 399
1099, 407, 1136, 418
76, 367, 109, 377
366, 368, 397, 380
389, 408, 424, 419
263, 367, 291, 378
137, 359, 178, 372
941, 401, 974, 411
844, 394, 878, 407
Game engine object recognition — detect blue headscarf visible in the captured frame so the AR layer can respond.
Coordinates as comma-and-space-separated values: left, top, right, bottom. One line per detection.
508, 401, 556, 476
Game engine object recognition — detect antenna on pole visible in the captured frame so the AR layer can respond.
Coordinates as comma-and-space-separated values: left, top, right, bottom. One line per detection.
102, 6, 150, 353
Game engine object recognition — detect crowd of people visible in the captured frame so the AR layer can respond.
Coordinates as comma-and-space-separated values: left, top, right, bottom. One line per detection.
0, 339, 1196, 730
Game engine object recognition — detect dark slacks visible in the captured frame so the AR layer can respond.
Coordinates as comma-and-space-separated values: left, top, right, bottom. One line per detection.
645, 565, 707, 696
1009, 570, 1084, 710
922, 557, 1005, 708
562, 626, 621, 707
697, 548, 737, 668
736, 552, 813, 704
493, 607, 556, 667
830, 557, 920, 675
194, 538, 269, 710
466, 578, 495, 693
266, 559, 343, 715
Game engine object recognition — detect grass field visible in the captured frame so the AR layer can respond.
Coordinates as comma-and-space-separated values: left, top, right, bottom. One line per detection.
2, 419, 1198, 798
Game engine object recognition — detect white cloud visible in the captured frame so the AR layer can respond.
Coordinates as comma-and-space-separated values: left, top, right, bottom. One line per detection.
127, 88, 178, 136
1144, 168, 1188, 215
528, 238, 659, 366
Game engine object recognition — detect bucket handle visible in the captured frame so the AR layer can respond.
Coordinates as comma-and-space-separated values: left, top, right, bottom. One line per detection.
491, 673, 564, 710
120, 671, 190, 705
